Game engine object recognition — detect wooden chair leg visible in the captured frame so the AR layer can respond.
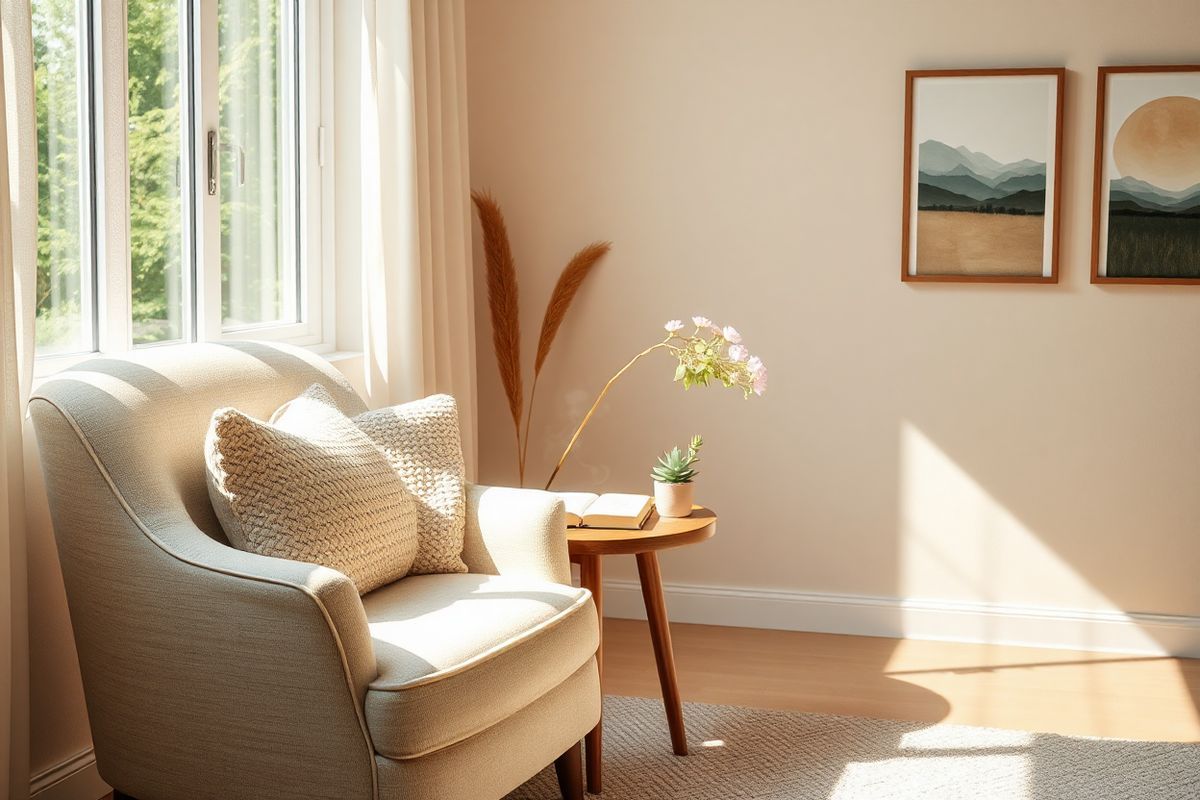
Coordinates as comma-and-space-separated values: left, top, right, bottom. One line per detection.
554, 741, 584, 800
577, 554, 604, 793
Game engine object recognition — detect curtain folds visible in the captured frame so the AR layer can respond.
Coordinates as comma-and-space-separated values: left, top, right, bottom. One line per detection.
410, 0, 478, 478
1, 0, 37, 797
354, 0, 478, 476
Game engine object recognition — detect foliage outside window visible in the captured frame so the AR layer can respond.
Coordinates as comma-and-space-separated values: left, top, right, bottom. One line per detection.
33, 0, 89, 355
33, 0, 304, 355
128, 0, 186, 344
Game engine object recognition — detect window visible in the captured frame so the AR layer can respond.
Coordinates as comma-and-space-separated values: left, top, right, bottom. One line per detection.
33, 0, 325, 363
218, 0, 301, 331
128, 0, 188, 345
32, 0, 96, 356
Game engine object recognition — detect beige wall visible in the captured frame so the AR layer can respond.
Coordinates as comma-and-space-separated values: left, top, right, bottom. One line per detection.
464, 0, 1200, 631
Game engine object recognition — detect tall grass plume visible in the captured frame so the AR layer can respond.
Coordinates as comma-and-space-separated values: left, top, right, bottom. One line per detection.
522, 242, 611, 477
470, 191, 609, 485
471, 190, 524, 480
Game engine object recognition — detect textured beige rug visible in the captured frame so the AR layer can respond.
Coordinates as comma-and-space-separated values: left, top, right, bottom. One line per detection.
508, 696, 1200, 799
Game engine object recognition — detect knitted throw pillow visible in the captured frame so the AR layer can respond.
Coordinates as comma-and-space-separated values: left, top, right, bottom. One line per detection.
205, 384, 419, 594
351, 395, 468, 575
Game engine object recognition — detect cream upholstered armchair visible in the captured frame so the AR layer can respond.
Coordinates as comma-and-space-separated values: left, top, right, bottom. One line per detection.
30, 342, 600, 800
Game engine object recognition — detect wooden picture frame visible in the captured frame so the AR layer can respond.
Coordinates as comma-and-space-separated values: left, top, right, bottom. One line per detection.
1091, 65, 1200, 284
902, 68, 1066, 284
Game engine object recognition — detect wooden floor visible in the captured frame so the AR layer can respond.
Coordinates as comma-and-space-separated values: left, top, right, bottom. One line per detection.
603, 618, 1200, 742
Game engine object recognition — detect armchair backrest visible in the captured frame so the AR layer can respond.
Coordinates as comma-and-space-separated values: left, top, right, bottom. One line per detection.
29, 342, 380, 799
32, 341, 368, 546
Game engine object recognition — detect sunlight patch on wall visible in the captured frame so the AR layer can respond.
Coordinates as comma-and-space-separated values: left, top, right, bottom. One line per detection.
899, 421, 1118, 613
890, 423, 1200, 658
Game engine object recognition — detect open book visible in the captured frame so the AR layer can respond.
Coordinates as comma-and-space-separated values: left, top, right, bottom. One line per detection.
555, 492, 655, 529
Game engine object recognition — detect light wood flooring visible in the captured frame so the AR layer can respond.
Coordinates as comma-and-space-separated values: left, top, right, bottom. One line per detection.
602, 618, 1200, 742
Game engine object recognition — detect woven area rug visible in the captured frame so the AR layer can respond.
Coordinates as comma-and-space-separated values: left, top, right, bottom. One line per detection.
507, 696, 1200, 799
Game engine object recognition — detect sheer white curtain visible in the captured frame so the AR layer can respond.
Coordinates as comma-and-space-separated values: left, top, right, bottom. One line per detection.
345, 0, 478, 474
1, 0, 36, 797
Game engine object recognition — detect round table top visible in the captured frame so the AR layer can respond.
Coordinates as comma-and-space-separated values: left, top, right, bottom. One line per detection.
566, 506, 716, 556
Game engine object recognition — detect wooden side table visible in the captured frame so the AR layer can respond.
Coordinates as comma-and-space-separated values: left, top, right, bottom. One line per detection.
567, 507, 716, 794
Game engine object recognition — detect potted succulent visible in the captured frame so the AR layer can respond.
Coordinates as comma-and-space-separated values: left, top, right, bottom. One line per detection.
651, 435, 703, 518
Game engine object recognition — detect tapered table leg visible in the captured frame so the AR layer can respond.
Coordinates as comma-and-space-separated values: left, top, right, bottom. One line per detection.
636, 551, 688, 756
577, 554, 604, 793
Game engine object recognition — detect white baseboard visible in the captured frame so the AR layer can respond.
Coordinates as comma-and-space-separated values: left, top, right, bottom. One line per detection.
31, 748, 109, 800
601, 579, 1200, 658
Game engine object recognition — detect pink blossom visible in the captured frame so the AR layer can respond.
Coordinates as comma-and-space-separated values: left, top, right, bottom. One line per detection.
727, 344, 748, 362
722, 325, 742, 344
753, 369, 768, 396
664, 319, 685, 333
747, 355, 765, 376
692, 316, 715, 330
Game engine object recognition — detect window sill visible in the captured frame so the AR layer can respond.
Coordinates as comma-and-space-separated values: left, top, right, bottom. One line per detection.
319, 349, 363, 365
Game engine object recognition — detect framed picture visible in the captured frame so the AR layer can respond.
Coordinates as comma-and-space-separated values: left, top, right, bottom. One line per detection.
902, 68, 1065, 283
1091, 65, 1200, 284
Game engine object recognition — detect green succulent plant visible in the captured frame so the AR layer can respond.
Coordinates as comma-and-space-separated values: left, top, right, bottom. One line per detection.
651, 435, 703, 484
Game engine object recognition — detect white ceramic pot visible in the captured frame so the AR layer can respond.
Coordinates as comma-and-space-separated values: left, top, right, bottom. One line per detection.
654, 481, 694, 518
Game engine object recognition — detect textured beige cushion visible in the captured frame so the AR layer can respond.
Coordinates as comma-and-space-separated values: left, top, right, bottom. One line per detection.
345, 394, 468, 575
205, 384, 419, 594
362, 573, 598, 759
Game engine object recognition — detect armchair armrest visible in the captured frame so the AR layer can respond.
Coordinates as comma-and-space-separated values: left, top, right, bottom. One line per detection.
29, 396, 381, 799
461, 483, 571, 584
176, 532, 379, 699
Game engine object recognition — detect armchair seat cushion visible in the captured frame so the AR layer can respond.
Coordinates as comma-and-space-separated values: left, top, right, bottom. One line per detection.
362, 573, 598, 760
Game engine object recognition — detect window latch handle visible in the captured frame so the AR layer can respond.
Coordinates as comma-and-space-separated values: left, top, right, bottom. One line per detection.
207, 130, 217, 195
207, 131, 247, 193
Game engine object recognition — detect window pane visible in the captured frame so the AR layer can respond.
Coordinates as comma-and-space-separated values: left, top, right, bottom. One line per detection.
218, 0, 299, 329
128, 0, 188, 345
33, 0, 93, 356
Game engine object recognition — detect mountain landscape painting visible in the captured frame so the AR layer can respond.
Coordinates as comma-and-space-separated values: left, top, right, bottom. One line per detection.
1095, 68, 1200, 282
903, 70, 1063, 282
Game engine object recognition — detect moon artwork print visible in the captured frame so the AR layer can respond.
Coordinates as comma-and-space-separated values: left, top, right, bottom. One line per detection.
1093, 66, 1200, 283
902, 69, 1064, 283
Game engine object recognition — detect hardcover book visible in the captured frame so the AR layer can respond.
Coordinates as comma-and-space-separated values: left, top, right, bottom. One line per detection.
555, 492, 654, 529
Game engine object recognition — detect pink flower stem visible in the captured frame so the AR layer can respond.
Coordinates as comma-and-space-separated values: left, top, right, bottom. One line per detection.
543, 338, 671, 491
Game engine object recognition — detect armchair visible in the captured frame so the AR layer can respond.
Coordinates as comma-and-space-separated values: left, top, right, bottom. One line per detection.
29, 342, 600, 800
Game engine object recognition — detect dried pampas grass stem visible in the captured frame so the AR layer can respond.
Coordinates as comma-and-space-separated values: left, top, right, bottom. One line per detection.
471, 190, 524, 482
470, 189, 610, 486
520, 241, 611, 478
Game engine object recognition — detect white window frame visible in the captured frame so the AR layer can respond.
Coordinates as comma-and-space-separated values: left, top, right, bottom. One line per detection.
35, 0, 334, 378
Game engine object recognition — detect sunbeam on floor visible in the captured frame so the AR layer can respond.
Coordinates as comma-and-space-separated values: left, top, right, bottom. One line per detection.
603, 618, 1200, 742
